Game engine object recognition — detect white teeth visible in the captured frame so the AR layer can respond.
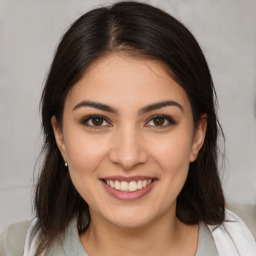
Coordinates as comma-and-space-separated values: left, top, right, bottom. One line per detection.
137, 180, 142, 189
129, 181, 137, 192
120, 181, 129, 191
110, 180, 115, 188
105, 179, 153, 192
115, 180, 120, 190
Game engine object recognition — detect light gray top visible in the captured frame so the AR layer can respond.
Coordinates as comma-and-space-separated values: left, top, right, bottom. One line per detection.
196, 221, 218, 255
0, 218, 218, 255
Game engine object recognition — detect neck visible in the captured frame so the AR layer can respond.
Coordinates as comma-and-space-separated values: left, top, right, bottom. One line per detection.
80, 210, 198, 256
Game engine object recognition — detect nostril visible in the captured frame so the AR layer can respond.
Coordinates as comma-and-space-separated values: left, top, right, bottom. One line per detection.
108, 146, 148, 170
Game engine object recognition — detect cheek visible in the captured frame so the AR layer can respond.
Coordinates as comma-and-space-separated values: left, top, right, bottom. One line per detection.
150, 133, 193, 173
64, 128, 107, 170
65, 138, 108, 207
68, 143, 103, 171
64, 132, 108, 194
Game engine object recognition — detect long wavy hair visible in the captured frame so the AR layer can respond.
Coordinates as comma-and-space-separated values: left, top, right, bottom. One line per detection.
34, 1, 225, 254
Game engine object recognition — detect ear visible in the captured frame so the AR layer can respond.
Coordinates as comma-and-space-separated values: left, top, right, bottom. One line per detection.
51, 116, 67, 159
190, 114, 207, 162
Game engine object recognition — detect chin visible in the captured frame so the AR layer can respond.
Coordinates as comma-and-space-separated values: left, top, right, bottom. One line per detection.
104, 208, 157, 229
111, 218, 151, 229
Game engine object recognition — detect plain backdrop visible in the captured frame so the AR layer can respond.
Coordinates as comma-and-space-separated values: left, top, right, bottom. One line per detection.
0, 0, 256, 229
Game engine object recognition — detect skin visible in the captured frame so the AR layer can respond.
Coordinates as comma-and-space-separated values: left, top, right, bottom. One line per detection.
52, 53, 207, 256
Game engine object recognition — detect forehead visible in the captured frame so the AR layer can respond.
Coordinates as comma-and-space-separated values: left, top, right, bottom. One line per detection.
66, 54, 191, 111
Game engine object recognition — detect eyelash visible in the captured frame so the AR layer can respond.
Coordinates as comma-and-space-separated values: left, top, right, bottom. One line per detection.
81, 115, 111, 128
81, 114, 177, 128
145, 115, 178, 128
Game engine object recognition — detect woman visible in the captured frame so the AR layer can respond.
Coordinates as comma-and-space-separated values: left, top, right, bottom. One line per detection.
0, 1, 255, 255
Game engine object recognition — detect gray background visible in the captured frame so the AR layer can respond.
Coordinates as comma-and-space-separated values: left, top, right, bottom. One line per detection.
0, 0, 256, 230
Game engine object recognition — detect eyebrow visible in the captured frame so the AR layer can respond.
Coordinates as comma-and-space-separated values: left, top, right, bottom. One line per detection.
73, 100, 184, 114
139, 100, 184, 114
73, 100, 118, 113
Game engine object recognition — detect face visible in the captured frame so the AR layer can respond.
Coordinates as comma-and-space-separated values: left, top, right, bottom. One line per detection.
52, 54, 207, 229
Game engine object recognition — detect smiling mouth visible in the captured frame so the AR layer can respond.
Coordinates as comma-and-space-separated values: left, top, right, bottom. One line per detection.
103, 179, 153, 192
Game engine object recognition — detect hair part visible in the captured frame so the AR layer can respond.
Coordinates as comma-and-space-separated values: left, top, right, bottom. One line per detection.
35, 1, 225, 254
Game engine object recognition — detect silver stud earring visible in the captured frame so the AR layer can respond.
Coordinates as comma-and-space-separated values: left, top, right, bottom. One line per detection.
64, 159, 68, 167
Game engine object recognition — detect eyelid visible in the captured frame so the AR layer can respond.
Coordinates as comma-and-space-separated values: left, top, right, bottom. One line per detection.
81, 114, 112, 128
80, 114, 177, 128
145, 114, 178, 127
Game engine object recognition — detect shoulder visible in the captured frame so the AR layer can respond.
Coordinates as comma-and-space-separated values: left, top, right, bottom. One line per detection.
208, 209, 256, 255
0, 220, 32, 256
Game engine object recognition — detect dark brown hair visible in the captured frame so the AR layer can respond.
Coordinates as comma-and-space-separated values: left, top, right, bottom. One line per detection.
35, 1, 225, 254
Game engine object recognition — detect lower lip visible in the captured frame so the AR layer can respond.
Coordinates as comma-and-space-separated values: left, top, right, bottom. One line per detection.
101, 181, 155, 201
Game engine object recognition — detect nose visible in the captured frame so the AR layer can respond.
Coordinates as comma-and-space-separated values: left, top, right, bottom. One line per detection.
109, 126, 148, 170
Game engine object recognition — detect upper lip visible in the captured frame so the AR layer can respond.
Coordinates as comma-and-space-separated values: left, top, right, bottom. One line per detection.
100, 176, 157, 182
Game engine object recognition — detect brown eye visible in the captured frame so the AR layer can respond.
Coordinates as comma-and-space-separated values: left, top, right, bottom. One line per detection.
81, 115, 110, 128
91, 117, 104, 126
146, 115, 177, 128
153, 117, 165, 126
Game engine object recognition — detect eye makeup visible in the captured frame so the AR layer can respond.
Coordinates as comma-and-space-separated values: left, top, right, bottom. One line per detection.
145, 114, 178, 128
80, 114, 112, 128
